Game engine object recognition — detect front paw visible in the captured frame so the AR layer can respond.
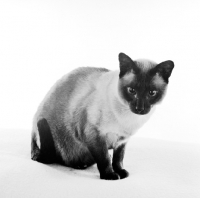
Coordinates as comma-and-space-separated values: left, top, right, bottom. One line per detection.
100, 172, 120, 180
115, 169, 129, 179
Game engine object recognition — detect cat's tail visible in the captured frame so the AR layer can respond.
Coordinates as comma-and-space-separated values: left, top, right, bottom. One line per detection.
31, 118, 61, 164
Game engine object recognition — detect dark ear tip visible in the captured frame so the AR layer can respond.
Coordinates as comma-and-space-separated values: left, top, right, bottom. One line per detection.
167, 60, 175, 68
158, 60, 174, 70
118, 52, 125, 59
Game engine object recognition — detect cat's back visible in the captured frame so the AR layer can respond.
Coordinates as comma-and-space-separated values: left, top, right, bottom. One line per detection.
34, 67, 110, 124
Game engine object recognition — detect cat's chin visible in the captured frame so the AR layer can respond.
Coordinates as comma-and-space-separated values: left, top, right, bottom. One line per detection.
132, 111, 150, 115
130, 107, 151, 115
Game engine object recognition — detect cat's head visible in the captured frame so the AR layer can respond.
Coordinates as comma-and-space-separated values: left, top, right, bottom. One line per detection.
118, 53, 174, 115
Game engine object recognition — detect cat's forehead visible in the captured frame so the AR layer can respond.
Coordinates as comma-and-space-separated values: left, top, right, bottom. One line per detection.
135, 59, 157, 72
121, 59, 157, 84
120, 60, 167, 89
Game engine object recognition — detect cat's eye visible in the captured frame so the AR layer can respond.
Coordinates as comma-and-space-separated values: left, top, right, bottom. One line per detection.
127, 87, 137, 95
149, 90, 157, 97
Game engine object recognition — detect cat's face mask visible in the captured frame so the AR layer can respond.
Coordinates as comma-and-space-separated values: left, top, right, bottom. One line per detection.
118, 53, 174, 115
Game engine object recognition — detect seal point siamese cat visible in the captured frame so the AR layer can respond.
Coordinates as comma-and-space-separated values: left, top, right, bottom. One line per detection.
31, 53, 174, 180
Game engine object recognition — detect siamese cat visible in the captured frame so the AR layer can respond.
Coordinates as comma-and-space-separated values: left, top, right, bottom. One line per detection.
31, 53, 174, 180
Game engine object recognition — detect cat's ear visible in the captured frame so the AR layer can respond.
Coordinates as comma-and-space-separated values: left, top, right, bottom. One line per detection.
155, 60, 174, 83
118, 53, 139, 78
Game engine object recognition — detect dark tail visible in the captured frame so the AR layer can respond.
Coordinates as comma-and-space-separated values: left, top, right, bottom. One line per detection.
32, 118, 61, 164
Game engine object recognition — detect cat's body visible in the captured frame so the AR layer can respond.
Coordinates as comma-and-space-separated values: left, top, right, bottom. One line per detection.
31, 53, 174, 180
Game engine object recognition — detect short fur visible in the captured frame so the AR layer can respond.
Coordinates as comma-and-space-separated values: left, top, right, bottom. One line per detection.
31, 53, 174, 180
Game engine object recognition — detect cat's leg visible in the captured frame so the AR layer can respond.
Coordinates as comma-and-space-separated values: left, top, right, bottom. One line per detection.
31, 118, 60, 164
84, 129, 120, 180
112, 143, 129, 179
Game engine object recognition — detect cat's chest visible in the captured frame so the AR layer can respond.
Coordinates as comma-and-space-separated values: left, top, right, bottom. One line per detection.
103, 109, 151, 131
99, 111, 151, 148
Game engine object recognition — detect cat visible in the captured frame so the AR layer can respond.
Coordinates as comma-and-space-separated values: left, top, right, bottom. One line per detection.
31, 52, 174, 180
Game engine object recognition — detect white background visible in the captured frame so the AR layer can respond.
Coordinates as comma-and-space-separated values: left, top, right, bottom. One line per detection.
0, 0, 200, 143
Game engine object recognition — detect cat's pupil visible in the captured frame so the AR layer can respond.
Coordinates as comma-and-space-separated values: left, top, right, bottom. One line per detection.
127, 87, 136, 95
149, 90, 157, 96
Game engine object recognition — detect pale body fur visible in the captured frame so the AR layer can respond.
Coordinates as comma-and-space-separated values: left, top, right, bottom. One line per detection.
32, 66, 155, 166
